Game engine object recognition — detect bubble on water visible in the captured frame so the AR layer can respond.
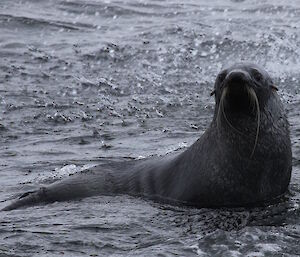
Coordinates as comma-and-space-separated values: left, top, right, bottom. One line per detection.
46, 112, 73, 123
191, 49, 198, 56
190, 124, 198, 130
159, 57, 164, 62
101, 141, 112, 149
210, 44, 217, 54
71, 89, 77, 95
156, 109, 164, 117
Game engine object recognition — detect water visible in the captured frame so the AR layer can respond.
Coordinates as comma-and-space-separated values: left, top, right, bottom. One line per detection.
0, 0, 300, 256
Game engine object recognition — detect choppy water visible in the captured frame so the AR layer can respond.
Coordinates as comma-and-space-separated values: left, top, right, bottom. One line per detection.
0, 0, 300, 256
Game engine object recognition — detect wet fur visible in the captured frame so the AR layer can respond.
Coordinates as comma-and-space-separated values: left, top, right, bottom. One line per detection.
217, 86, 261, 158
2, 63, 292, 211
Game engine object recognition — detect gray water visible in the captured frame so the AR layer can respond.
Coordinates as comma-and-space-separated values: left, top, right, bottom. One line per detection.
0, 0, 300, 256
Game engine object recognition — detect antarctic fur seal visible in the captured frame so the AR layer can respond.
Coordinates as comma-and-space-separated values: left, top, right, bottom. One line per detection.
2, 63, 292, 211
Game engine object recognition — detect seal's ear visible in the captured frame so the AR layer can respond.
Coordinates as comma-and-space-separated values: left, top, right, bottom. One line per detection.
210, 90, 216, 96
271, 85, 278, 91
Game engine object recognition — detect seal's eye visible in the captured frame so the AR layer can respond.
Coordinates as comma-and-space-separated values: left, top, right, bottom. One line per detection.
218, 71, 227, 83
252, 69, 263, 82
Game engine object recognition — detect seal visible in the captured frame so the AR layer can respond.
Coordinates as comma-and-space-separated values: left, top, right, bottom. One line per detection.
2, 63, 292, 211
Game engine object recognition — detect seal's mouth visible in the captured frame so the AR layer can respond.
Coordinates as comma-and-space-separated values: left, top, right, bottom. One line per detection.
223, 70, 254, 113
217, 70, 260, 158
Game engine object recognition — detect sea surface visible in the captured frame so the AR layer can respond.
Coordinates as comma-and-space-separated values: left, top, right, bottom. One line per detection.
0, 0, 300, 256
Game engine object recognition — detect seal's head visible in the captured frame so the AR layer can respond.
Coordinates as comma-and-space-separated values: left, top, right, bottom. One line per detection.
212, 63, 278, 157
213, 63, 276, 113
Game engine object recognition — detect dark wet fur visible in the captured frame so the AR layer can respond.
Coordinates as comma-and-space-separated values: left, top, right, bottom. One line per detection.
2, 63, 292, 211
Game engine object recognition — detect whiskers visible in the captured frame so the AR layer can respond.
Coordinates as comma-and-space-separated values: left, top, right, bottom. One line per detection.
217, 86, 261, 158
217, 87, 244, 135
248, 87, 260, 158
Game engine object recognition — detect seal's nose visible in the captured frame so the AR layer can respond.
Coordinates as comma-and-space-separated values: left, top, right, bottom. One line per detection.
225, 70, 248, 86
224, 69, 253, 112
